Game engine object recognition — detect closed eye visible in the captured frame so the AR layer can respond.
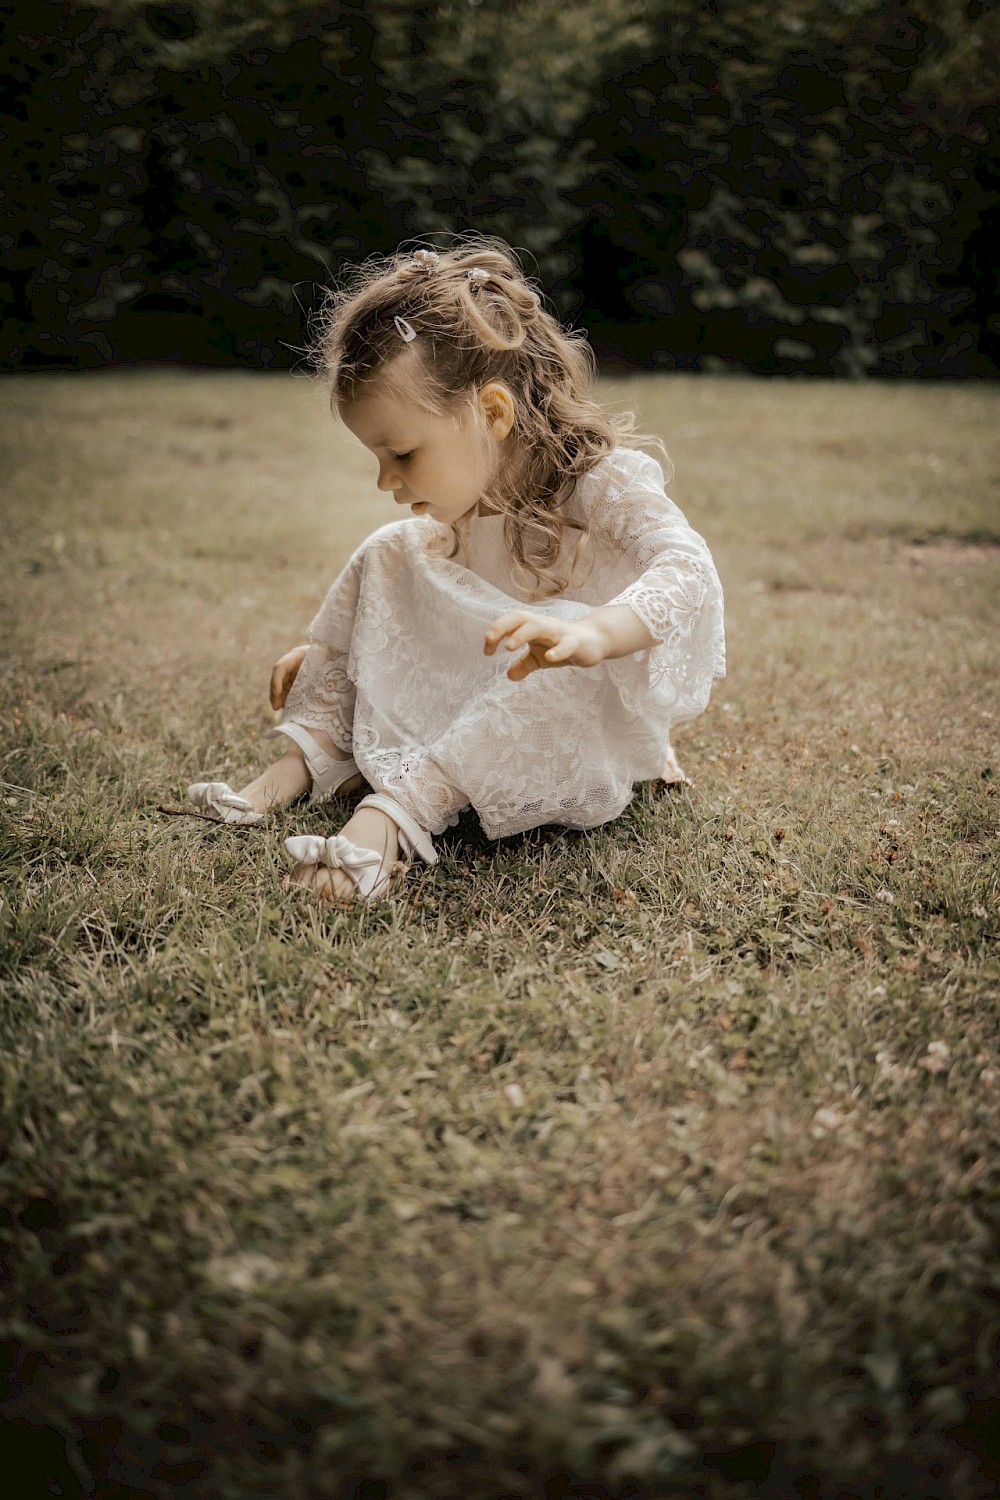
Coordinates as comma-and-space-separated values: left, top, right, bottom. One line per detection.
393, 451, 414, 463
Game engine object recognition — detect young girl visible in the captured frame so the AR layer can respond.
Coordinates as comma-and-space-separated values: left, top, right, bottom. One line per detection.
187, 241, 726, 903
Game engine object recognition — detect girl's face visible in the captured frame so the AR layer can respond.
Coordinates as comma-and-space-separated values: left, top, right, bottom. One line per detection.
341, 373, 514, 526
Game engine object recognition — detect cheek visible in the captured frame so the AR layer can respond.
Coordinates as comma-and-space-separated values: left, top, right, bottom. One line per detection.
475, 440, 498, 485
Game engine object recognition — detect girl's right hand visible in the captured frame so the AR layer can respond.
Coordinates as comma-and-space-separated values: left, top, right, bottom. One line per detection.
270, 644, 309, 710
484, 610, 607, 680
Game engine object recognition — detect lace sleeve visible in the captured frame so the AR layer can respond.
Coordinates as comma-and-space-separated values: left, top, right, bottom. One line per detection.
279, 535, 369, 752
583, 450, 726, 724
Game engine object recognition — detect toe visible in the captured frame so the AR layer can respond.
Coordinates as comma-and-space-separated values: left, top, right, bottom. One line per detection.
286, 862, 322, 893
326, 868, 359, 904
285, 862, 358, 905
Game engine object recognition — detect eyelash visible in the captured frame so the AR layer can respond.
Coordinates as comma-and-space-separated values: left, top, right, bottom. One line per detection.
393, 451, 414, 463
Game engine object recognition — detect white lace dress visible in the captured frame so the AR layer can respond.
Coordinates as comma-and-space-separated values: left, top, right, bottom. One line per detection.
281, 447, 725, 840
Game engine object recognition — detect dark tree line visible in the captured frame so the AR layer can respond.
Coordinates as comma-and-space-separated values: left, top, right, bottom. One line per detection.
2, 0, 997, 376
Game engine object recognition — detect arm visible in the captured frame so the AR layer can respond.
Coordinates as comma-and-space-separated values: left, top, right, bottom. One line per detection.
487, 450, 725, 697
579, 603, 657, 660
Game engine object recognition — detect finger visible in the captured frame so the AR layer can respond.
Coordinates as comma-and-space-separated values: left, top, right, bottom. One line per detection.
484, 610, 535, 648
271, 662, 296, 710
484, 623, 520, 654
544, 637, 577, 663
271, 646, 308, 708
485, 610, 529, 639
502, 621, 559, 653
507, 651, 539, 681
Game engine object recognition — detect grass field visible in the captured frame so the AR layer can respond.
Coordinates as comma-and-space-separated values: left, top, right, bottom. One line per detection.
1, 369, 998, 1499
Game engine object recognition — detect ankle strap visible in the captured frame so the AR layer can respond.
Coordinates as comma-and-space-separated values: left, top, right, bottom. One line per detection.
357, 793, 437, 864
267, 721, 358, 801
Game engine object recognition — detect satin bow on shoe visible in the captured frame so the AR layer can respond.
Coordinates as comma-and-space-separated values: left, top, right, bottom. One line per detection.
283, 833, 391, 902
186, 781, 265, 825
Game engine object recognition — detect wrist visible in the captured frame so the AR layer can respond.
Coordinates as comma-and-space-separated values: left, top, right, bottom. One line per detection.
586, 613, 616, 664
586, 604, 657, 662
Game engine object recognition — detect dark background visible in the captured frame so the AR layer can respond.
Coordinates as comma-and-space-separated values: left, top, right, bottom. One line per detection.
3, 0, 998, 378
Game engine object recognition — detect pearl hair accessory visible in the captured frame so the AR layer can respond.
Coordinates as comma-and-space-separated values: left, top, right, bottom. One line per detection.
409, 249, 439, 272
467, 267, 490, 290
393, 316, 417, 343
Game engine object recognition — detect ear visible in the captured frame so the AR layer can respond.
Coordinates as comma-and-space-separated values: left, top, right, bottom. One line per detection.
477, 382, 515, 442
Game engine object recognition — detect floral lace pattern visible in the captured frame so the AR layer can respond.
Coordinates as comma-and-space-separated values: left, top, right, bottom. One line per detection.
579, 450, 727, 702
283, 645, 355, 753
279, 450, 725, 838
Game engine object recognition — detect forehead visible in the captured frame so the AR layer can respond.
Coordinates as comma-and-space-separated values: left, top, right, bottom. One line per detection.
340, 388, 428, 447
339, 370, 465, 448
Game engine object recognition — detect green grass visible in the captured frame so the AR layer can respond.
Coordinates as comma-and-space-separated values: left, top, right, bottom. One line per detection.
1, 369, 998, 1499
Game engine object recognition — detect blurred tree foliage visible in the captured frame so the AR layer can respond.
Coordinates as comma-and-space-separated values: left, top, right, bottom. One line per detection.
1, 0, 396, 366
1, 0, 997, 374
565, 0, 1000, 375
359, 0, 654, 271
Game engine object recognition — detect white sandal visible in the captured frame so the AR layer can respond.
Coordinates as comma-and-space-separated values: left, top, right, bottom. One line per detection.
184, 782, 265, 826
187, 724, 360, 825
266, 721, 361, 805
283, 792, 437, 904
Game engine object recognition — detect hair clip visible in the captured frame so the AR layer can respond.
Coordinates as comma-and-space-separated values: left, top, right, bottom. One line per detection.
393, 315, 417, 343
410, 249, 439, 272
467, 267, 490, 290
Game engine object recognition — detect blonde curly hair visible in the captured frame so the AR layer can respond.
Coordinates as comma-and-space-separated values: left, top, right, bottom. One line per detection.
310, 237, 666, 597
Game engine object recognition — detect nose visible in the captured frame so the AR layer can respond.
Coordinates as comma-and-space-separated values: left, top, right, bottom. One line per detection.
377, 462, 402, 493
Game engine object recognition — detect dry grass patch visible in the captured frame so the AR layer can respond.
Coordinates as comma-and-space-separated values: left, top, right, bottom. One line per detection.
1, 370, 998, 1498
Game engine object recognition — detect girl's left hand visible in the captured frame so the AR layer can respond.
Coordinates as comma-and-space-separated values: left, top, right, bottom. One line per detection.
270, 643, 309, 710
484, 610, 606, 681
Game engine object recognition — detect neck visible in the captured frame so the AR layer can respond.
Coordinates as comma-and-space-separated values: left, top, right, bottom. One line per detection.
477, 439, 529, 518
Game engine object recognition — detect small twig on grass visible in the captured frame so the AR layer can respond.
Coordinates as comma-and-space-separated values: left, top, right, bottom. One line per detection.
157, 803, 227, 822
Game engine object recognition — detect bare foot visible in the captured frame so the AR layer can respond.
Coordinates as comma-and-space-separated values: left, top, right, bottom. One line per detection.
236, 749, 311, 815
286, 806, 401, 904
